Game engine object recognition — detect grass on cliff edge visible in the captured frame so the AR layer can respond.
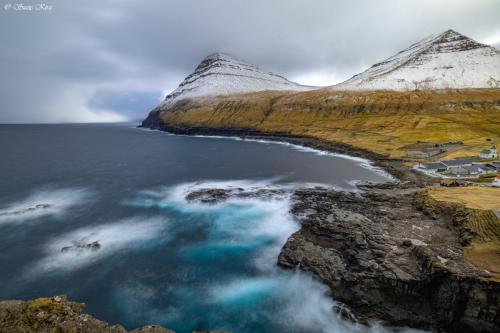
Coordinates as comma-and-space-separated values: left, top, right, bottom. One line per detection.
159, 88, 500, 160
427, 187, 500, 279
427, 187, 500, 210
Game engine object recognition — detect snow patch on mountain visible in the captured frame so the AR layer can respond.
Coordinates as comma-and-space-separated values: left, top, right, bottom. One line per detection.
335, 29, 500, 91
161, 53, 315, 106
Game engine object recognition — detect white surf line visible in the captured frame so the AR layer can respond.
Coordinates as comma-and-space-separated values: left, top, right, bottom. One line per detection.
28, 217, 168, 275
0, 187, 92, 224
135, 127, 397, 182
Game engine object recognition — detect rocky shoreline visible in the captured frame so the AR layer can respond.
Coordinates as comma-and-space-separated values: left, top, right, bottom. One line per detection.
139, 122, 499, 332
184, 184, 499, 332
0, 295, 231, 333
280, 186, 499, 332
1, 124, 497, 332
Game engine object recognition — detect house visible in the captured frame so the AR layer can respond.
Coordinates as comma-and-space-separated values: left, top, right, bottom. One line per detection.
441, 159, 472, 168
493, 176, 500, 187
418, 162, 447, 172
447, 166, 470, 176
417, 158, 497, 178
446, 164, 495, 177
408, 151, 429, 158
476, 164, 497, 174
479, 145, 497, 159
407, 147, 443, 159
488, 162, 500, 171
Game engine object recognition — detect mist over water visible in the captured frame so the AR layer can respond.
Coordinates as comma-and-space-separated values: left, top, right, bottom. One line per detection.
0, 124, 422, 333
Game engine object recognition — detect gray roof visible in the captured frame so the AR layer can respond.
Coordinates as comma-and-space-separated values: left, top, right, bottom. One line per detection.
441, 159, 472, 167
448, 166, 469, 174
420, 162, 447, 170
477, 164, 495, 171
463, 165, 482, 173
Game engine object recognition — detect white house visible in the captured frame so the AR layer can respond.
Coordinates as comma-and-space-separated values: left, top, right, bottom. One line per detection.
479, 145, 497, 159
493, 176, 500, 187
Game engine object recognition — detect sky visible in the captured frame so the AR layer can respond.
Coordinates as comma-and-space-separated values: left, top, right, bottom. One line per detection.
0, 0, 499, 123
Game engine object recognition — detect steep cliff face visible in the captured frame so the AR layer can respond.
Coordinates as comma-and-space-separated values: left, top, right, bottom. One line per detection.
278, 187, 500, 332
143, 88, 500, 159
144, 30, 500, 158
335, 30, 500, 90
414, 187, 500, 280
161, 53, 314, 107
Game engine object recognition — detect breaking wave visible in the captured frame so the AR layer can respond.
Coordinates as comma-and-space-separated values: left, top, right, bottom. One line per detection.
119, 180, 422, 333
0, 187, 91, 224
30, 217, 168, 274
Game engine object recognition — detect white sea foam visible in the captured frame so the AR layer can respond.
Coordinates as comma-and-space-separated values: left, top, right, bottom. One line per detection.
30, 217, 167, 274
127, 180, 300, 268
124, 180, 424, 332
208, 271, 425, 333
0, 188, 91, 224
210, 276, 285, 305
276, 272, 425, 333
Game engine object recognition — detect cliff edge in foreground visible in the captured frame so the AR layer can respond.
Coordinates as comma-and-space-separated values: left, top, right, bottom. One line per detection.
0, 295, 227, 333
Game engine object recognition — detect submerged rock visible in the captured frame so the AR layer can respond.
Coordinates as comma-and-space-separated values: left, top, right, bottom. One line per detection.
0, 203, 51, 217
61, 240, 101, 253
185, 187, 288, 204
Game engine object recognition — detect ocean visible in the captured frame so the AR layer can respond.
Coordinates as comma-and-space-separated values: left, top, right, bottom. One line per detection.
0, 123, 421, 333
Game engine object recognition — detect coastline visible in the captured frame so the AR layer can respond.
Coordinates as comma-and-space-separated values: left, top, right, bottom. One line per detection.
138, 123, 433, 187
138, 122, 499, 332
1, 124, 497, 332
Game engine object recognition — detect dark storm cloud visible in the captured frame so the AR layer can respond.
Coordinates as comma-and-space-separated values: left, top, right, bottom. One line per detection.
0, 0, 499, 123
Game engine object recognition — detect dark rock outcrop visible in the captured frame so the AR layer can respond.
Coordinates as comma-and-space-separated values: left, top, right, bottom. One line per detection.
0, 295, 232, 333
61, 240, 101, 253
0, 295, 174, 333
278, 187, 499, 332
0, 204, 51, 217
180, 185, 500, 332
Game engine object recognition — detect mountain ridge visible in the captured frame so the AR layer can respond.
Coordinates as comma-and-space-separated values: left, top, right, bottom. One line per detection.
161, 53, 315, 106
334, 29, 500, 90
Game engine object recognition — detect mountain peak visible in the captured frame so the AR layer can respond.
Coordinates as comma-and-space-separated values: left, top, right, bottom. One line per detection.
161, 53, 314, 106
425, 29, 490, 52
202, 52, 240, 62
336, 29, 499, 90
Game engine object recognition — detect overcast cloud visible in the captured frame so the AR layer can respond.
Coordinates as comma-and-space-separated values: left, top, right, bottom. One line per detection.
0, 0, 499, 123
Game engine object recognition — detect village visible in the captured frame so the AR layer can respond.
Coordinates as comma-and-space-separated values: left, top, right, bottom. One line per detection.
413, 144, 500, 186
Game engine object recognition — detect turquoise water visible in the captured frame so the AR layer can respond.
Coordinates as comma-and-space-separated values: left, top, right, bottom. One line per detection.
0, 124, 423, 332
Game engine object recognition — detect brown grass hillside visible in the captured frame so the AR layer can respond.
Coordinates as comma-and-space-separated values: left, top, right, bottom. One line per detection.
154, 88, 500, 159
419, 187, 500, 280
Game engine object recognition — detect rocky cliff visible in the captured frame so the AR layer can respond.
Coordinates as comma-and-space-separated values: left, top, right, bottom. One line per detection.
0, 295, 229, 333
177, 185, 500, 332
278, 186, 499, 332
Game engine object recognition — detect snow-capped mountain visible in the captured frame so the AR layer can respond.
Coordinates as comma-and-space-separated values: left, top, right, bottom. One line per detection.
161, 53, 314, 106
336, 29, 500, 90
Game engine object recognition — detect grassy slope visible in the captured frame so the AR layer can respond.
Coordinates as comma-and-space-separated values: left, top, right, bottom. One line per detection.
425, 187, 500, 280
157, 88, 500, 159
